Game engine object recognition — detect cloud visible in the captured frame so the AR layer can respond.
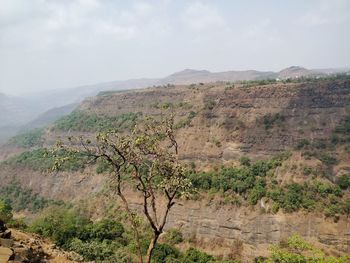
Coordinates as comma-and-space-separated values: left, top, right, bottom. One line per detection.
0, 0, 168, 49
297, 0, 350, 27
183, 1, 225, 31
243, 18, 271, 39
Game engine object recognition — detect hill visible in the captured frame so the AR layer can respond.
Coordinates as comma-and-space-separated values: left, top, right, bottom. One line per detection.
1, 76, 350, 260
1, 66, 348, 144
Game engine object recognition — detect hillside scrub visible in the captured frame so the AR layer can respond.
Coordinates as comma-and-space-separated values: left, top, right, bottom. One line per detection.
26, 206, 350, 262
28, 206, 242, 262
54, 110, 139, 132
0, 181, 64, 213
188, 153, 349, 216
8, 128, 44, 148
3, 148, 91, 172
53, 115, 193, 263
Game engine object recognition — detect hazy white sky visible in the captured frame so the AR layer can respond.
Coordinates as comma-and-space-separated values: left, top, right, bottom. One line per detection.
1, 0, 350, 95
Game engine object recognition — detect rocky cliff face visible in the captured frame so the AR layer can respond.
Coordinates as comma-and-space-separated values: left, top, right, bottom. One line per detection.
70, 80, 350, 163
1, 79, 350, 260
0, 165, 348, 260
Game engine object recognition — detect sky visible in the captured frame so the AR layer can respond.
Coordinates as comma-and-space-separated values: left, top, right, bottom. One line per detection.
1, 0, 350, 95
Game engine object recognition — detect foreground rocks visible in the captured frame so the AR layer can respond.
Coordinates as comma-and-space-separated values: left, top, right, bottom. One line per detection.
0, 220, 76, 263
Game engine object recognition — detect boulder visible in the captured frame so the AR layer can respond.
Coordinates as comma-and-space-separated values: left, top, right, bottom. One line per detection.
0, 246, 14, 263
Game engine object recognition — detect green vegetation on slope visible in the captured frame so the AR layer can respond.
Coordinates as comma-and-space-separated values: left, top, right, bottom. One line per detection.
0, 181, 64, 213
28, 206, 241, 262
8, 129, 44, 148
239, 73, 350, 88
259, 234, 350, 263
3, 148, 91, 172
25, 206, 350, 263
54, 110, 139, 132
189, 152, 350, 216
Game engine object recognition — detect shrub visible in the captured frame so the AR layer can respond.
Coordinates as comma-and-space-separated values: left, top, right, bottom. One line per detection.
29, 207, 89, 246
336, 175, 350, 190
262, 113, 285, 130
334, 117, 350, 134
89, 218, 125, 241
67, 238, 124, 261
204, 100, 216, 110
181, 248, 214, 263
319, 153, 337, 166
269, 234, 350, 263
0, 199, 13, 222
29, 207, 129, 261
296, 139, 310, 150
164, 228, 183, 245
248, 182, 266, 205
152, 243, 180, 262
239, 156, 251, 167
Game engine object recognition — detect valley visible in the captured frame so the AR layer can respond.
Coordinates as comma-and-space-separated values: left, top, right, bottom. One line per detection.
0, 75, 349, 262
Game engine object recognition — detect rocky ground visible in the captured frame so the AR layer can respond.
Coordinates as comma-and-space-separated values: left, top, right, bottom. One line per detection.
0, 220, 77, 263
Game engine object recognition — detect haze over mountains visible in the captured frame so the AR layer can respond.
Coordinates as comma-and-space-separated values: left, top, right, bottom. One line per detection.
0, 66, 349, 143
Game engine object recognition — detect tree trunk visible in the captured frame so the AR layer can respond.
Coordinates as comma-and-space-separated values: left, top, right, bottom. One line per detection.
145, 233, 160, 263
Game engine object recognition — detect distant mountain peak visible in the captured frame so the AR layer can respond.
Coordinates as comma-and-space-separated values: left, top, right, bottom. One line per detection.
168, 69, 211, 77
279, 66, 308, 73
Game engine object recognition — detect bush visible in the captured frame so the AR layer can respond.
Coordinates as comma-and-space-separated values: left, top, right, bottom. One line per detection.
334, 117, 350, 134
29, 207, 129, 261
269, 234, 350, 263
319, 153, 337, 166
239, 156, 251, 167
336, 175, 350, 190
204, 100, 216, 110
88, 218, 125, 241
0, 199, 13, 223
29, 207, 89, 246
247, 181, 266, 205
67, 238, 124, 261
164, 229, 183, 245
181, 248, 214, 263
296, 139, 310, 150
152, 243, 180, 262
262, 113, 285, 130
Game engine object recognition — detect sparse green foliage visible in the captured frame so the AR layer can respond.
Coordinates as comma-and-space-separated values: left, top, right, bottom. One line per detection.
267, 234, 350, 263
54, 110, 139, 132
296, 139, 310, 150
204, 100, 216, 110
336, 175, 350, 190
4, 148, 91, 172
262, 113, 285, 130
53, 115, 192, 263
29, 207, 129, 261
9, 129, 44, 148
0, 181, 64, 212
175, 111, 197, 129
239, 156, 251, 167
0, 198, 13, 222
319, 153, 337, 166
164, 228, 183, 245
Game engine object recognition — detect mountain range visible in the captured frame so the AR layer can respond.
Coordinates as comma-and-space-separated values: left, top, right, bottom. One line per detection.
0, 66, 349, 143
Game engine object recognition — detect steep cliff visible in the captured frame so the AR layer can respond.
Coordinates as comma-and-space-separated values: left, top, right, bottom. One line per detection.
0, 78, 350, 260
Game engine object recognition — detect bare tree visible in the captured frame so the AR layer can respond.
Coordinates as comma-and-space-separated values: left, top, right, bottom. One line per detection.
53, 115, 191, 263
